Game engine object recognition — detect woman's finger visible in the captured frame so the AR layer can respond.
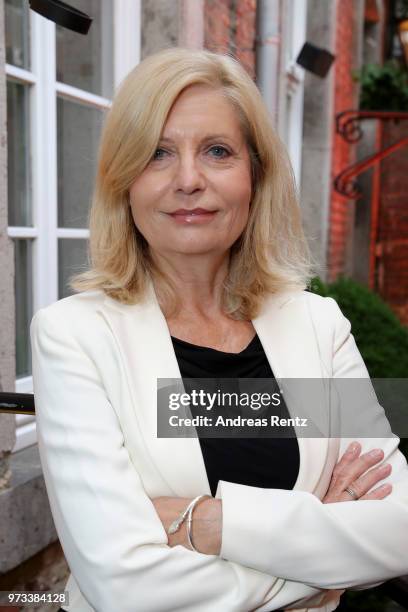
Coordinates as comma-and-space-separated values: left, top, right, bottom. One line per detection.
328, 442, 361, 489
359, 483, 393, 500
344, 463, 392, 499
329, 445, 385, 496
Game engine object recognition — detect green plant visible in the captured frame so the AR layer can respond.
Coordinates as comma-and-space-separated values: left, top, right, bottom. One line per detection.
309, 275, 408, 377
397, 0, 408, 19
352, 60, 408, 111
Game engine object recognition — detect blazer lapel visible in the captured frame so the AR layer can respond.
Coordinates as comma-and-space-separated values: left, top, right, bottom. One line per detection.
97, 281, 210, 497
97, 280, 333, 499
251, 291, 334, 497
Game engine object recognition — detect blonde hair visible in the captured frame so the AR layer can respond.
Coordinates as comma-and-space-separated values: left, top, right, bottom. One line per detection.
69, 46, 316, 319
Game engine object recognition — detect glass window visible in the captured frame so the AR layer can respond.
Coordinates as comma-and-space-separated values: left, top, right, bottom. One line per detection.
5, 0, 30, 69
57, 97, 105, 228
56, 0, 114, 98
7, 79, 32, 227
5, 0, 138, 454
14, 239, 33, 378
58, 239, 89, 299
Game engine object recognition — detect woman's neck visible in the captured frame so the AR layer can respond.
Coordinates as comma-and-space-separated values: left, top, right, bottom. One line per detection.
150, 249, 231, 317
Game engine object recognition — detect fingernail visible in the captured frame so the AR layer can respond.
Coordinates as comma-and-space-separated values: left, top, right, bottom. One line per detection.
348, 442, 360, 453
369, 449, 383, 457
379, 463, 391, 474
379, 483, 392, 491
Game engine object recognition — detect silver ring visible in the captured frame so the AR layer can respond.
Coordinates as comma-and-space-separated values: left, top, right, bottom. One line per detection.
345, 486, 358, 500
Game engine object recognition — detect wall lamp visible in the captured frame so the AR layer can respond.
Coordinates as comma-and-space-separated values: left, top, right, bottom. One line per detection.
28, 0, 92, 34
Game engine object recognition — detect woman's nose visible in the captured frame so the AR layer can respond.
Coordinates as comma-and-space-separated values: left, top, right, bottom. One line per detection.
173, 153, 206, 193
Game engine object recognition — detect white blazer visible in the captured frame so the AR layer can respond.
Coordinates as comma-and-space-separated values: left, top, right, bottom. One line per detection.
30, 280, 408, 612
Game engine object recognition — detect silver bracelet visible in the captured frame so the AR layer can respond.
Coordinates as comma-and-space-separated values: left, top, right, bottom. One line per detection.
167, 495, 210, 537
187, 495, 212, 552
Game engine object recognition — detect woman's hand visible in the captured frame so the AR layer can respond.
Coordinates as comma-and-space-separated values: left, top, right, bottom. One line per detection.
151, 496, 193, 548
322, 442, 393, 503
152, 496, 222, 555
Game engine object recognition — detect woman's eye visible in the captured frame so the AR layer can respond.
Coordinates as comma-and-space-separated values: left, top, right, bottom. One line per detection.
152, 148, 168, 161
208, 145, 230, 159
151, 146, 230, 161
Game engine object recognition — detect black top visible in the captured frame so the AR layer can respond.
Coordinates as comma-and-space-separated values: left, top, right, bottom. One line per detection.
170, 333, 300, 497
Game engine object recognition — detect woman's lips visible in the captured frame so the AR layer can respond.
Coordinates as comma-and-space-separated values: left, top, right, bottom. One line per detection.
167, 210, 218, 224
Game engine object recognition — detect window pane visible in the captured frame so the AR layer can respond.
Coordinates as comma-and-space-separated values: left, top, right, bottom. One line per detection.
7, 79, 32, 227
56, 0, 114, 98
5, 0, 30, 69
58, 238, 88, 299
57, 96, 104, 228
15, 239, 33, 378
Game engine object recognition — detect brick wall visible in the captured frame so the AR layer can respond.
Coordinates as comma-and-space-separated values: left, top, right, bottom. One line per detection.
328, 3, 408, 325
204, 0, 257, 78
328, 0, 359, 282
376, 120, 408, 324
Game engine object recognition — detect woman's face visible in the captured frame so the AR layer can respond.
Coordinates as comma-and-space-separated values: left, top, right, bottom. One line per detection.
128, 84, 252, 259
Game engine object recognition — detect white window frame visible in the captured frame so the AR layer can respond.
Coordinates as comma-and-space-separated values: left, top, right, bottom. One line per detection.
7, 0, 141, 452
277, 0, 307, 189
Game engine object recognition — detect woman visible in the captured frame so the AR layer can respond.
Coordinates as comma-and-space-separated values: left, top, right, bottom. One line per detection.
30, 48, 408, 612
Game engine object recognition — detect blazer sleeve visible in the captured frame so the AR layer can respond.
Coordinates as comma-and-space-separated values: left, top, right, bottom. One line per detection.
218, 296, 408, 590
31, 306, 289, 612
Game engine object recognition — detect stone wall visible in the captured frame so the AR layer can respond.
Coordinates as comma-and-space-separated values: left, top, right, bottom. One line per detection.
301, 0, 337, 280
0, 0, 17, 489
